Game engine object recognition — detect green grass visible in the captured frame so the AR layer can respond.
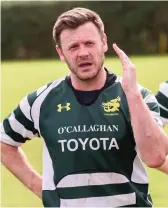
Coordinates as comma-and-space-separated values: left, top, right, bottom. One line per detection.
1, 56, 168, 207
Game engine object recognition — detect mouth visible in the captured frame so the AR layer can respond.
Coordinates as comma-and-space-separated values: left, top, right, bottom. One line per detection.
78, 62, 92, 68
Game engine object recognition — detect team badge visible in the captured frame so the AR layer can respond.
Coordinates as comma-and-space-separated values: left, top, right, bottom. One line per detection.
102, 97, 120, 115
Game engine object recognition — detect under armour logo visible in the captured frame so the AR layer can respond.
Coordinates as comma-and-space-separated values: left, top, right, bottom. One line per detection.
57, 103, 71, 112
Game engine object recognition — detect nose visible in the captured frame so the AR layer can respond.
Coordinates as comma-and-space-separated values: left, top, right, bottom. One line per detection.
77, 45, 89, 58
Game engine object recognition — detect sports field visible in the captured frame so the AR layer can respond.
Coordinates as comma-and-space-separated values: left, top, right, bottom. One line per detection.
1, 56, 168, 207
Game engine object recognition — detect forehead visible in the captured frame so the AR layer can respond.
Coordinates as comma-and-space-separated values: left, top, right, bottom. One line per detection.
60, 22, 101, 46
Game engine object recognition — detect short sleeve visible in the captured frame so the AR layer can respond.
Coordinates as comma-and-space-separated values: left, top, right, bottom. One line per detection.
140, 86, 163, 128
0, 92, 39, 147
155, 81, 168, 126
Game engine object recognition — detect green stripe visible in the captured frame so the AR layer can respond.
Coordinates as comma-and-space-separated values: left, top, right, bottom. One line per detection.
27, 82, 53, 107
132, 182, 152, 207
156, 92, 168, 110
28, 82, 53, 121
42, 189, 60, 207
14, 106, 38, 135
122, 183, 152, 207
27, 91, 37, 106
160, 107, 168, 119
146, 102, 159, 113
141, 88, 150, 99
42, 183, 152, 207
120, 204, 136, 207
58, 183, 133, 199
3, 117, 29, 143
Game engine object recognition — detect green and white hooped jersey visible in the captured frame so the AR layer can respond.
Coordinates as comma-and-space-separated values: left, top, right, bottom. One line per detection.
1, 76, 162, 207
156, 80, 168, 125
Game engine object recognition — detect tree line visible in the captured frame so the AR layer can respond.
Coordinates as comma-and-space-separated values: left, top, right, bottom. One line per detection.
2, 1, 168, 60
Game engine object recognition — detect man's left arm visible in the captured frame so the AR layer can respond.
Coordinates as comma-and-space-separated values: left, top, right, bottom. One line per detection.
125, 87, 168, 168
113, 43, 168, 168
157, 155, 168, 174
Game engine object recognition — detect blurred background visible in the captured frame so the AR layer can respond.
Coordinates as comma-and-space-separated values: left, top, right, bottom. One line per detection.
1, 1, 168, 60
1, 1, 168, 207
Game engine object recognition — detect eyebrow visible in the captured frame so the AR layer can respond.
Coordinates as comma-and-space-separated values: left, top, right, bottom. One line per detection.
68, 39, 95, 46
68, 43, 79, 49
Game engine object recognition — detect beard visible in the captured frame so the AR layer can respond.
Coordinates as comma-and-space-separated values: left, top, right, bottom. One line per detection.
64, 53, 105, 81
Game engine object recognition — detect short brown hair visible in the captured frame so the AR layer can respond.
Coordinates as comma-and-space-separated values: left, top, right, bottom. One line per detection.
53, 7, 104, 47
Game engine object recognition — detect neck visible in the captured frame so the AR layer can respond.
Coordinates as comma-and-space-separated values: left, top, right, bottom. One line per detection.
70, 68, 107, 91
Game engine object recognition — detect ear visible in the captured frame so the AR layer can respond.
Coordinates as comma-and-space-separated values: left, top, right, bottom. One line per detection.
56, 45, 65, 61
102, 33, 108, 52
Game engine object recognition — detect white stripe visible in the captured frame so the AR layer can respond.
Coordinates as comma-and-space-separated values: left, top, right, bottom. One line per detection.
32, 77, 65, 133
57, 172, 129, 188
160, 116, 168, 125
150, 111, 163, 127
144, 93, 157, 104
0, 123, 23, 146
159, 103, 168, 112
151, 110, 160, 118
60, 192, 136, 207
131, 149, 148, 184
42, 142, 56, 190
159, 82, 168, 97
19, 96, 32, 121
137, 83, 144, 92
9, 113, 35, 139
147, 195, 153, 206
37, 84, 48, 96
115, 76, 122, 83
143, 94, 163, 127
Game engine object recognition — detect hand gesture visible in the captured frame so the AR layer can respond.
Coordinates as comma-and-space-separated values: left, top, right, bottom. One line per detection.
112, 43, 138, 94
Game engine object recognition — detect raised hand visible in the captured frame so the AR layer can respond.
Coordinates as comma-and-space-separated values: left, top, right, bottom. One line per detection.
112, 43, 138, 94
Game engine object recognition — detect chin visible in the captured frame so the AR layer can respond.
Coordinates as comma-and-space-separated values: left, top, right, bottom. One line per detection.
77, 72, 98, 81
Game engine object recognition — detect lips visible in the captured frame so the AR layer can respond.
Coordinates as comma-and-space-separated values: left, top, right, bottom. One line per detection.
78, 62, 92, 67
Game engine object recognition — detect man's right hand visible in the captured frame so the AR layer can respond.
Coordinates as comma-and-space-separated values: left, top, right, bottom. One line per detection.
1, 142, 42, 199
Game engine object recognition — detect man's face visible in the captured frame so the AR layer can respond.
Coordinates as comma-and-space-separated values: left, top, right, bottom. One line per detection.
56, 22, 108, 81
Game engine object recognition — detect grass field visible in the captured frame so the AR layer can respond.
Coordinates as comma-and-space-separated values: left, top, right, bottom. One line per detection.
1, 56, 168, 207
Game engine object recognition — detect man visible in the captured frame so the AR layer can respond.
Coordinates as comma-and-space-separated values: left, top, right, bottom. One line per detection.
156, 81, 168, 174
1, 7, 168, 207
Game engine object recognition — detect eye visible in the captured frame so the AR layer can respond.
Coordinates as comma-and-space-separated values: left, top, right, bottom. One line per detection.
85, 41, 94, 46
69, 44, 78, 50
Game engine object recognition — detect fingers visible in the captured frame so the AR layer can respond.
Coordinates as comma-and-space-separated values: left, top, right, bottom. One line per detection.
112, 43, 123, 60
112, 43, 122, 57
112, 43, 132, 66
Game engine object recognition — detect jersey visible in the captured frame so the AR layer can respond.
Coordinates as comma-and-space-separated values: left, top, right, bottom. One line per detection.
156, 80, 168, 125
1, 74, 162, 207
